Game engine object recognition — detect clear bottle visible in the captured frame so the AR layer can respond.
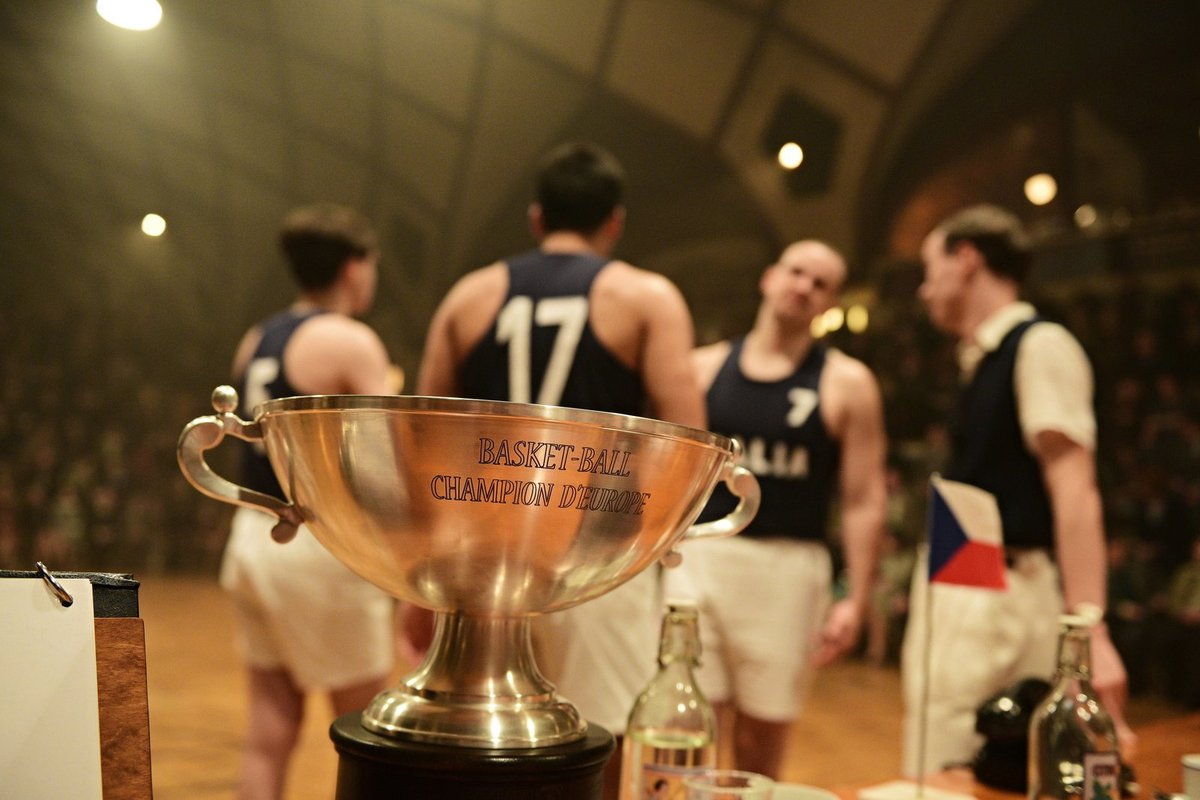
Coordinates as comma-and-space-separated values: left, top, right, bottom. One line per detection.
1027, 610, 1120, 800
619, 600, 717, 800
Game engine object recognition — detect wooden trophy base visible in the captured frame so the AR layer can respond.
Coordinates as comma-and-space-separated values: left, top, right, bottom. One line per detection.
330, 713, 614, 800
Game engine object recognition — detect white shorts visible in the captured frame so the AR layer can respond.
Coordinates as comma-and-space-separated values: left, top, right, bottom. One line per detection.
900, 547, 1061, 776
219, 507, 395, 691
534, 566, 663, 735
664, 536, 832, 723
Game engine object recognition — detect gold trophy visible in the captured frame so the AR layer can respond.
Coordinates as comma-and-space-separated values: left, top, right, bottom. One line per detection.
178, 387, 758, 752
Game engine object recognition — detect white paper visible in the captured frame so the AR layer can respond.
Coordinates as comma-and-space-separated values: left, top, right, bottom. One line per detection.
0, 578, 103, 799
773, 783, 840, 800
857, 779, 977, 800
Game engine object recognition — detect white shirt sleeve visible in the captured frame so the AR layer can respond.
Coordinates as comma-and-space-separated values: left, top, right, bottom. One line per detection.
1014, 322, 1096, 451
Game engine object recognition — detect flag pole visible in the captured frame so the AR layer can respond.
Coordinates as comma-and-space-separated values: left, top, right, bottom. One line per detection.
911, 474, 1007, 800
915, 479, 937, 799
916, 562, 933, 799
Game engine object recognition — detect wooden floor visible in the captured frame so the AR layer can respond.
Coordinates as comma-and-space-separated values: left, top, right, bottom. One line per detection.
139, 576, 1177, 800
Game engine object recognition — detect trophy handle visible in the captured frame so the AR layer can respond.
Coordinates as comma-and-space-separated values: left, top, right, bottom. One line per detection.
683, 461, 760, 542
176, 385, 303, 543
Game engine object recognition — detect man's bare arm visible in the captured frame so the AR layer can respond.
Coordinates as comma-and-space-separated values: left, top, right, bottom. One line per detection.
416, 265, 507, 396
814, 356, 888, 666
637, 274, 705, 428
231, 325, 263, 382
416, 294, 464, 397
1034, 429, 1135, 750
338, 322, 393, 395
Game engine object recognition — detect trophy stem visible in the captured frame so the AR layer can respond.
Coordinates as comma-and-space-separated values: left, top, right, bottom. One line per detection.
361, 611, 587, 748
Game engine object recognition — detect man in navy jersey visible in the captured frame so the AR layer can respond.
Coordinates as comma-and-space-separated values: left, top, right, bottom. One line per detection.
416, 142, 704, 797
222, 204, 398, 800
902, 204, 1134, 775
666, 239, 888, 779
418, 142, 700, 423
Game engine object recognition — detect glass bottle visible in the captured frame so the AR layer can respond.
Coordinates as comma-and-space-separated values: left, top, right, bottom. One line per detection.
1028, 611, 1120, 800
619, 600, 717, 800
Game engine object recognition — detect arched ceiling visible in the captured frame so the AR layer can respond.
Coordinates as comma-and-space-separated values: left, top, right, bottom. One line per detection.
864, 0, 1200, 264
1, 0, 1195, 374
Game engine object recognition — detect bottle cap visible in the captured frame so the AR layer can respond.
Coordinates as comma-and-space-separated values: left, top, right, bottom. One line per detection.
664, 597, 699, 614
1060, 602, 1104, 628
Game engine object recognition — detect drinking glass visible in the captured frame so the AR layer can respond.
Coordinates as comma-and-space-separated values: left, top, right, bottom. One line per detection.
683, 769, 774, 799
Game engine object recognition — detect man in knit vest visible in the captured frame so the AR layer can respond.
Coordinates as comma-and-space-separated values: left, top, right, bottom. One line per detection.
901, 204, 1135, 775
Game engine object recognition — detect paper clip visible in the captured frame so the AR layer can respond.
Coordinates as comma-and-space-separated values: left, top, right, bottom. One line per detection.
36, 562, 74, 607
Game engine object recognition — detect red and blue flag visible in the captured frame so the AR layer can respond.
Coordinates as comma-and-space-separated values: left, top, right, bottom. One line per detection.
927, 475, 1007, 590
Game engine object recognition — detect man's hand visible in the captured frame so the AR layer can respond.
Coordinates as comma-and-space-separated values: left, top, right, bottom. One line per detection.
813, 598, 864, 666
1091, 625, 1138, 756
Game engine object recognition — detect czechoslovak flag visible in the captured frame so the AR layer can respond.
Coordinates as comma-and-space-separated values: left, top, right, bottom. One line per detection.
927, 474, 1007, 591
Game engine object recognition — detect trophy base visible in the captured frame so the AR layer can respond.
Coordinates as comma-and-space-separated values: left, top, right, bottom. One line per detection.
331, 713, 614, 800
362, 685, 587, 747
361, 611, 588, 748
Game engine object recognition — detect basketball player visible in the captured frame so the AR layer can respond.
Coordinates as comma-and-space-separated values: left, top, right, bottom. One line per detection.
667, 239, 888, 779
415, 141, 704, 797
221, 204, 397, 800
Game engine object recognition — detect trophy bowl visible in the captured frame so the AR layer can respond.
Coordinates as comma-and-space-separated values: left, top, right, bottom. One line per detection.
178, 387, 759, 748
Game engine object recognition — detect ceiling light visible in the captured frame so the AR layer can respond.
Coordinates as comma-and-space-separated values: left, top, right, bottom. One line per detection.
777, 142, 804, 170
1074, 204, 1098, 228
97, 0, 162, 31
1024, 173, 1057, 206
141, 213, 166, 237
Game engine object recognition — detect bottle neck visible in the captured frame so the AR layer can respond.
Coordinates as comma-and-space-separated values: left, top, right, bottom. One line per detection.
657, 611, 702, 668
1054, 626, 1092, 681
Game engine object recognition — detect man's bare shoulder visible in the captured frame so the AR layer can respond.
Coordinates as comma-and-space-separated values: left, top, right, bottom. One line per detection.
819, 349, 885, 442
825, 347, 878, 385
292, 313, 382, 351
442, 262, 508, 311
693, 340, 732, 366
232, 324, 264, 378
287, 313, 391, 394
692, 340, 733, 389
596, 260, 681, 302
823, 348, 883, 411
428, 262, 508, 361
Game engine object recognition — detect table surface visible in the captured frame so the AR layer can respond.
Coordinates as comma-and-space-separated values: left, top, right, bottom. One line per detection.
836, 713, 1200, 800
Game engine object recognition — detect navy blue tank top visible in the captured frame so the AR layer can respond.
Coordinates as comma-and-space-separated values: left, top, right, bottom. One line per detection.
697, 339, 841, 541
458, 250, 645, 415
237, 308, 327, 500
946, 319, 1054, 549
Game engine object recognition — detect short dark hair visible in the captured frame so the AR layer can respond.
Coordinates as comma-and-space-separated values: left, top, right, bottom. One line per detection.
938, 204, 1032, 284
535, 142, 626, 235
278, 204, 378, 290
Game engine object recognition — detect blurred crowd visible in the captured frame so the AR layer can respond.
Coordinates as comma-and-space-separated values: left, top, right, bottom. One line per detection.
0, 304, 231, 575
1, 265, 1197, 706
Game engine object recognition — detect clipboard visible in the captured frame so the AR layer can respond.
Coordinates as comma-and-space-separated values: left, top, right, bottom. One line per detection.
1, 567, 153, 800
